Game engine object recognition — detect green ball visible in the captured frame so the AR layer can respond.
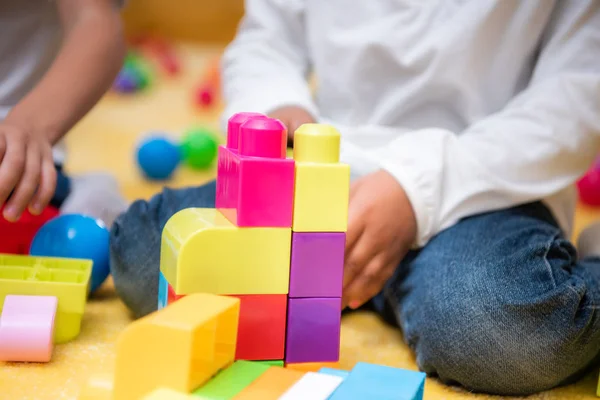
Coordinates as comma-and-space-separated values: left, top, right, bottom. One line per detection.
180, 127, 219, 169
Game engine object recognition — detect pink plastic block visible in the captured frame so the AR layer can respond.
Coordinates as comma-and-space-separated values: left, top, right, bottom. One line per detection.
289, 232, 346, 298
217, 116, 295, 227
0, 295, 57, 362
285, 297, 341, 363
226, 112, 265, 150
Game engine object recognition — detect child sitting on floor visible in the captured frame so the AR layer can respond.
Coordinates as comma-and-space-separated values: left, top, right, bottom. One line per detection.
110, 1, 600, 396
0, 0, 128, 227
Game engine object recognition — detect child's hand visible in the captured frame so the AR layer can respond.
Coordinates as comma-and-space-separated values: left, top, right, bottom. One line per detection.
0, 123, 56, 221
268, 106, 315, 143
343, 170, 417, 309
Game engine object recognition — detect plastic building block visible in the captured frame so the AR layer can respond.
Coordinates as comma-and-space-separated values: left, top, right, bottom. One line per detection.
278, 371, 344, 400
168, 282, 184, 304
216, 116, 295, 227
285, 297, 342, 363
160, 208, 291, 295
224, 112, 264, 151
289, 232, 345, 298
0, 295, 57, 362
285, 362, 341, 372
291, 124, 350, 232
193, 360, 271, 399
158, 271, 168, 309
0, 254, 92, 343
230, 294, 287, 360
144, 388, 196, 399
78, 373, 114, 400
231, 367, 305, 399
113, 294, 240, 400
327, 362, 426, 400
0, 205, 59, 254
318, 367, 349, 379
256, 360, 284, 367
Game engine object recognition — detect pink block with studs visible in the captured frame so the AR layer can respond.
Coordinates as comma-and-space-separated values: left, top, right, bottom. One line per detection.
216, 113, 295, 227
0, 295, 57, 362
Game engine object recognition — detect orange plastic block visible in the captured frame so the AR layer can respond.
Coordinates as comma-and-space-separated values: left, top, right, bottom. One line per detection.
230, 294, 287, 360
113, 293, 240, 400
284, 362, 341, 372
232, 367, 305, 399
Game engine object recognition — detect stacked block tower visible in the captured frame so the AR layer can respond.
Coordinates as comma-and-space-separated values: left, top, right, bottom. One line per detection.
158, 112, 350, 366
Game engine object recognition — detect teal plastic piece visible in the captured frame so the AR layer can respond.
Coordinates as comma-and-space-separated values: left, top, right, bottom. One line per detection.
192, 360, 270, 399
318, 367, 349, 379
327, 362, 426, 400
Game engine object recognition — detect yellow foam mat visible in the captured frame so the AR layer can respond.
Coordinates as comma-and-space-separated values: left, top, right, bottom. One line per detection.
0, 43, 597, 400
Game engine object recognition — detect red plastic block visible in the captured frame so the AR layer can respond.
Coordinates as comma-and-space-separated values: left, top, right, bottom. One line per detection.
230, 294, 287, 360
0, 205, 59, 254
216, 115, 295, 227
0, 295, 57, 362
167, 282, 184, 305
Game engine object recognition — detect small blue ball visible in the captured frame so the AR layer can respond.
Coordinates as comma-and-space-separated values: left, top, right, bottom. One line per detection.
136, 135, 181, 180
30, 214, 110, 294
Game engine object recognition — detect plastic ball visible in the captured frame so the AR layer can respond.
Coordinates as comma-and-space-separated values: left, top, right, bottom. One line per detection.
30, 214, 110, 294
577, 168, 600, 206
180, 127, 218, 169
136, 135, 181, 180
113, 67, 138, 93
195, 85, 214, 108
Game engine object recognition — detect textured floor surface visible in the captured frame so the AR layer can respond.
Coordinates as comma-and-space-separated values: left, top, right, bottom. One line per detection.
0, 43, 598, 400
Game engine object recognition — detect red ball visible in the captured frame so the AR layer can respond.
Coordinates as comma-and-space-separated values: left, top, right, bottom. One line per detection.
195, 86, 214, 108
577, 168, 600, 206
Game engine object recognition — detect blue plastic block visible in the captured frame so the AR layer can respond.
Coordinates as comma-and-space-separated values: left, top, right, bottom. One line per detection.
158, 271, 168, 309
318, 367, 349, 379
327, 362, 426, 400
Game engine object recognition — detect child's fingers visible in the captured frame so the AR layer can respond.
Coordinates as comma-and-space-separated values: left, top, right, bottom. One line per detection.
0, 135, 6, 164
344, 255, 388, 309
29, 150, 56, 215
4, 142, 41, 221
342, 234, 375, 305
0, 135, 26, 211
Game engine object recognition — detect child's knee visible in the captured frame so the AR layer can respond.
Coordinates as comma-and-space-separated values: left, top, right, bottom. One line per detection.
110, 199, 162, 318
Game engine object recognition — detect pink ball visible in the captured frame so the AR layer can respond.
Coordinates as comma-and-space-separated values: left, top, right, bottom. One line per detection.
577, 168, 600, 206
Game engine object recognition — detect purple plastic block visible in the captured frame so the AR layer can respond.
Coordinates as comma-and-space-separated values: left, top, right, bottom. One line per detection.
289, 232, 345, 298
285, 297, 341, 363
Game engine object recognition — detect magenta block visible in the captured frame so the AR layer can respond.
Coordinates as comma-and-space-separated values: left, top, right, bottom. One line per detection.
216, 116, 295, 227
226, 112, 264, 150
0, 295, 57, 362
285, 297, 341, 363
289, 232, 346, 298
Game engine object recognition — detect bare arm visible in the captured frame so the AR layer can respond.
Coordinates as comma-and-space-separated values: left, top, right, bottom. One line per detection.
5, 0, 126, 143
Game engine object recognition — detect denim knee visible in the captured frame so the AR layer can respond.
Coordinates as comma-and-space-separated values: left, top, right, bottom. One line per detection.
405, 238, 600, 395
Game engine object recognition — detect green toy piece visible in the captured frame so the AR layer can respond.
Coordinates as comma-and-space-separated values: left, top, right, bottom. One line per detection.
192, 360, 270, 399
180, 127, 219, 169
255, 360, 284, 367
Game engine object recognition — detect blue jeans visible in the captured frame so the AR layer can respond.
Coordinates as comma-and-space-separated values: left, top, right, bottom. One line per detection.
109, 180, 600, 396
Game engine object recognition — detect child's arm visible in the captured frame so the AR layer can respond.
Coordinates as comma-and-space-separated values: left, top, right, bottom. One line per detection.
221, 0, 317, 134
0, 0, 125, 221
343, 1, 600, 308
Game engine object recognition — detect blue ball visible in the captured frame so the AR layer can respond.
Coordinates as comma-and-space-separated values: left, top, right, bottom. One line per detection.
30, 214, 110, 294
136, 135, 181, 180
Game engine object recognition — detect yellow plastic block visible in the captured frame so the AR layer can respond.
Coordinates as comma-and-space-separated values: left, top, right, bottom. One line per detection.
113, 293, 240, 400
143, 388, 198, 399
292, 124, 350, 232
161, 208, 291, 295
285, 361, 341, 372
78, 374, 114, 400
0, 254, 92, 343
232, 367, 305, 399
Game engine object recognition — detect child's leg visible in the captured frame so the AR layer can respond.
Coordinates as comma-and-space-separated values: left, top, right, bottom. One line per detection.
370, 201, 600, 396
110, 180, 217, 318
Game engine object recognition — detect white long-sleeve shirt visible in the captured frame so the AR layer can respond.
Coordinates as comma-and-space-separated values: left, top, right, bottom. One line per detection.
221, 0, 600, 247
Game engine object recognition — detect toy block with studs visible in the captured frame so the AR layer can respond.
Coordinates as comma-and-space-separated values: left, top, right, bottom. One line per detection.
291, 124, 350, 232
113, 293, 240, 400
289, 232, 345, 298
0, 254, 92, 343
0, 295, 57, 362
216, 113, 295, 227
192, 360, 271, 399
160, 208, 291, 295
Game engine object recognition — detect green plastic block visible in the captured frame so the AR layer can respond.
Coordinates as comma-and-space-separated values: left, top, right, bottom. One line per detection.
256, 360, 284, 367
192, 360, 270, 399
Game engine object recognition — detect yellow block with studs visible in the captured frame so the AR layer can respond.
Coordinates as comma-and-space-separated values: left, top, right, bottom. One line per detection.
292, 124, 350, 232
